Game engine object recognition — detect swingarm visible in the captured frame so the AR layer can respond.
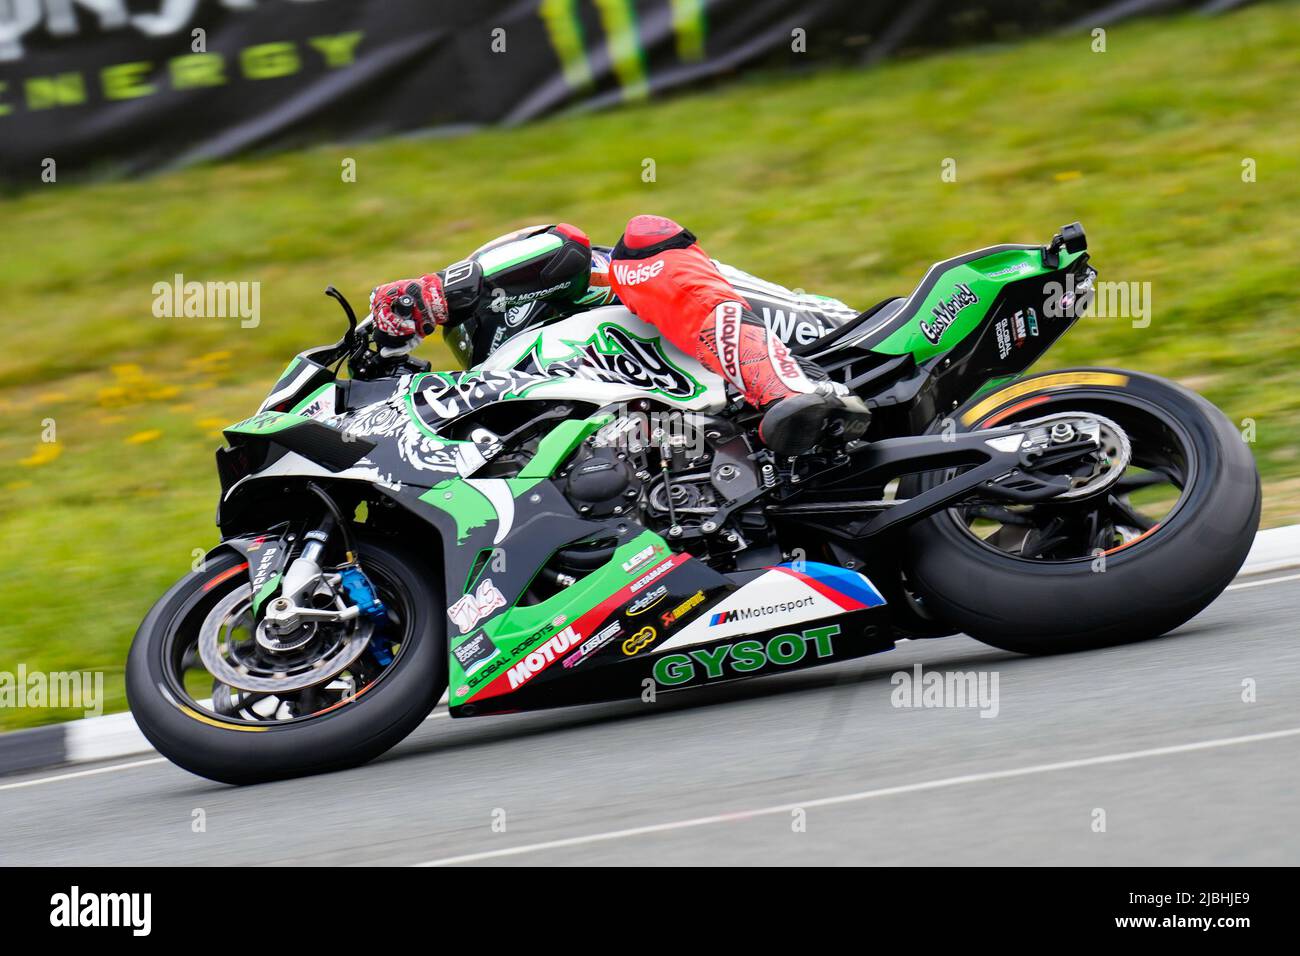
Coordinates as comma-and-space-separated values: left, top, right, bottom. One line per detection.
771, 413, 1119, 539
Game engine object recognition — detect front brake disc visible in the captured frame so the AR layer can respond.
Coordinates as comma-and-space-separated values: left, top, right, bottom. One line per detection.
197, 588, 372, 694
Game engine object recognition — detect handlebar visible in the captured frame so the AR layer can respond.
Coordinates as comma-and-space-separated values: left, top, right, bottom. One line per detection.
320, 285, 429, 380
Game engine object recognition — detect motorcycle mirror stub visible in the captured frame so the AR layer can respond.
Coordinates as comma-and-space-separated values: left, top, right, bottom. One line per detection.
1045, 221, 1086, 269
1041, 221, 1086, 268
1060, 221, 1087, 253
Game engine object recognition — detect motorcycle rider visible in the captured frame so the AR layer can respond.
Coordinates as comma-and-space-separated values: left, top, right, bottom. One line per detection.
368, 215, 872, 456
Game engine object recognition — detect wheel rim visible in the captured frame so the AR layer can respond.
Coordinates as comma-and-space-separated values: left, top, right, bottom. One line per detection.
946, 392, 1198, 564
163, 557, 412, 727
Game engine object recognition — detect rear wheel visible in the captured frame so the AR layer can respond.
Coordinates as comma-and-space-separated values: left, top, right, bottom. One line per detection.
126, 535, 445, 784
902, 368, 1260, 654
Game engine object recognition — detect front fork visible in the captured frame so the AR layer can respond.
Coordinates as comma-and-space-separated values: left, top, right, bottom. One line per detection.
274, 515, 340, 611
223, 507, 387, 640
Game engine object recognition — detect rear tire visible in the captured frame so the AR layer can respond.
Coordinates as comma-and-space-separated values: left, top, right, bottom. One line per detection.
903, 368, 1260, 654
126, 535, 445, 785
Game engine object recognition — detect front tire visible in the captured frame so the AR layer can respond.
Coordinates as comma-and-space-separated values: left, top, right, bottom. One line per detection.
903, 368, 1260, 654
126, 535, 445, 785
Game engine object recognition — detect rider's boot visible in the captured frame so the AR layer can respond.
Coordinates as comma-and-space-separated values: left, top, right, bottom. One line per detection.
759, 384, 872, 458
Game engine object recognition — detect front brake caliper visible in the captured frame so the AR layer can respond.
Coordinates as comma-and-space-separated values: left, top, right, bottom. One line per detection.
338, 566, 388, 623
338, 565, 395, 665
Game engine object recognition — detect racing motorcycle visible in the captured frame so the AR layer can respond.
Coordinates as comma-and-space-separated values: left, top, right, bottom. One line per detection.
126, 223, 1261, 784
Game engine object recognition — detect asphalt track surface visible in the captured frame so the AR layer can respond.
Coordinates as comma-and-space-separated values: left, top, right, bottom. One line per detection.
3, 570, 1298, 866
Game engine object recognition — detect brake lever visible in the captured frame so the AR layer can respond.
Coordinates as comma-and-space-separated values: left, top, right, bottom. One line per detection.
325, 286, 359, 345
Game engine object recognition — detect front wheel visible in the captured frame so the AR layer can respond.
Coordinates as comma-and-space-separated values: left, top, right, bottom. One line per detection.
126, 535, 445, 784
902, 368, 1260, 655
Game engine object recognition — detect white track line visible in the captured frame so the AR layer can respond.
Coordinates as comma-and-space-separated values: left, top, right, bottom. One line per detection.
414, 724, 1300, 866
0, 757, 167, 792
3, 570, 1297, 794
0, 710, 449, 793
1226, 571, 1300, 591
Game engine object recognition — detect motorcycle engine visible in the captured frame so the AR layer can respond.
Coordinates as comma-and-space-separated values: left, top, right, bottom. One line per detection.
564, 445, 639, 518
558, 408, 778, 571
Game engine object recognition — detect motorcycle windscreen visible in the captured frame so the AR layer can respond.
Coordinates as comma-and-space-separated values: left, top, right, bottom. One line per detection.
442, 321, 476, 371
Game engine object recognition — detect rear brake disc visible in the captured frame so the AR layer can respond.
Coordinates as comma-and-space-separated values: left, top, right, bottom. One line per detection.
1012, 412, 1132, 500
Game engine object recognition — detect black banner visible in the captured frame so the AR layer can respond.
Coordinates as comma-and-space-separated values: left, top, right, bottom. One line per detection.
0, 0, 1254, 181
3, 867, 1283, 937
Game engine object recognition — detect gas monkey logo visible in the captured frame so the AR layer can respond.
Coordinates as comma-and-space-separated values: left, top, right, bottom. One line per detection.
530, 325, 701, 399
921, 283, 979, 345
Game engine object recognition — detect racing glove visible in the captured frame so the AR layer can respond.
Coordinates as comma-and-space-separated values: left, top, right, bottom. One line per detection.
369, 274, 449, 356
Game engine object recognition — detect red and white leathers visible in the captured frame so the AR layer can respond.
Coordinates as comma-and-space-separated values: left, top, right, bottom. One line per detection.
609, 215, 821, 407
610, 215, 869, 455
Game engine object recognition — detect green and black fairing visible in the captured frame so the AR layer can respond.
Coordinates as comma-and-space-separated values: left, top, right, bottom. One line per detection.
801, 231, 1094, 438
211, 356, 746, 714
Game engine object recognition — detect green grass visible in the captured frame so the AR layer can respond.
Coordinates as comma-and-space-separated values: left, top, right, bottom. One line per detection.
1, 2, 1298, 728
